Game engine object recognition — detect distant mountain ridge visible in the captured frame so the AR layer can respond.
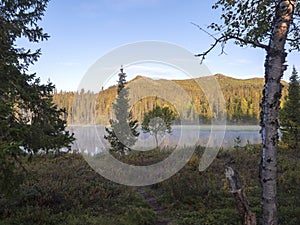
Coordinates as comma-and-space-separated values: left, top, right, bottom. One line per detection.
53, 74, 288, 125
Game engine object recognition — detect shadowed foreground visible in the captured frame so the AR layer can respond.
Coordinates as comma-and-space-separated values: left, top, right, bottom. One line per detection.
1, 145, 299, 225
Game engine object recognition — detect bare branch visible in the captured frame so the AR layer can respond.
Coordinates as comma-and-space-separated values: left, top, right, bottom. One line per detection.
194, 36, 226, 63
192, 23, 269, 63
191, 22, 217, 40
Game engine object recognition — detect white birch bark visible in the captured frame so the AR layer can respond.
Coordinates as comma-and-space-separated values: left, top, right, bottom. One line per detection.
261, 1, 296, 224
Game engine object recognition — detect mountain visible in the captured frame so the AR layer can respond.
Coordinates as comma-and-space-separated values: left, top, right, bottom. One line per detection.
52, 74, 288, 125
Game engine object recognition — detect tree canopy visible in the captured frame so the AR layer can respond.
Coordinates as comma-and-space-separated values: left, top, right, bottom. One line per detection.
141, 105, 177, 149
0, 0, 74, 195
279, 66, 300, 149
196, 0, 300, 62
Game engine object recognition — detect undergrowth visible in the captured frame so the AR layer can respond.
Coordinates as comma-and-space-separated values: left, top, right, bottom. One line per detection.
1, 145, 299, 224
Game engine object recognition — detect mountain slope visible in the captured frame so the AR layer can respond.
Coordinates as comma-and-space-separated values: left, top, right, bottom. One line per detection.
53, 74, 288, 125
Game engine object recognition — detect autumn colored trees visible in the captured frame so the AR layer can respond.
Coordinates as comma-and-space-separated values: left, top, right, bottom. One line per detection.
53, 75, 286, 126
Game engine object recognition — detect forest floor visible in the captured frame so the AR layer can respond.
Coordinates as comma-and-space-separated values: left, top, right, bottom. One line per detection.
1, 144, 300, 224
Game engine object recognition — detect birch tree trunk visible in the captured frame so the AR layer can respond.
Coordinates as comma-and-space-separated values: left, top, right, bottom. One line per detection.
260, 1, 296, 224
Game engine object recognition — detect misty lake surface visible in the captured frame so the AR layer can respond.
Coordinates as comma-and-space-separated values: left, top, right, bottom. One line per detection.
69, 125, 261, 155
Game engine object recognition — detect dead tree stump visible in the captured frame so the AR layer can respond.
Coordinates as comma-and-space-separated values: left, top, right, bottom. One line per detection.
225, 164, 257, 225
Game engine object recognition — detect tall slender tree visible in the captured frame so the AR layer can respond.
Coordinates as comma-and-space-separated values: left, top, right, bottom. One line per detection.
0, 0, 74, 195
104, 66, 139, 156
195, 1, 299, 224
279, 66, 300, 149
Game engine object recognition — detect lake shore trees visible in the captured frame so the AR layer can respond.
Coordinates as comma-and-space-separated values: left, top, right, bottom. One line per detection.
0, 0, 74, 195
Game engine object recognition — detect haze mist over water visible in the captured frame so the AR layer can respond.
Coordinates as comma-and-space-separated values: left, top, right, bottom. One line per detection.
69, 125, 261, 155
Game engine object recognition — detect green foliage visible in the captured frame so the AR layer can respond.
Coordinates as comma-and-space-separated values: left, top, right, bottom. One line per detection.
206, 2, 300, 224
0, 154, 155, 225
209, 1, 300, 51
120, 206, 157, 225
142, 104, 177, 148
1, 146, 300, 224
148, 146, 300, 225
53, 75, 288, 125
104, 67, 139, 155
0, 0, 74, 196
279, 66, 300, 149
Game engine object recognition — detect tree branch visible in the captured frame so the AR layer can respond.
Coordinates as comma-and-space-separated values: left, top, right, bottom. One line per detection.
192, 23, 269, 63
227, 35, 269, 50
194, 36, 226, 63
191, 22, 217, 40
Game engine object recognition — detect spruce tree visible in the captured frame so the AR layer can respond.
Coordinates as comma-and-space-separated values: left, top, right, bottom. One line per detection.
0, 0, 74, 195
279, 66, 300, 149
104, 67, 139, 156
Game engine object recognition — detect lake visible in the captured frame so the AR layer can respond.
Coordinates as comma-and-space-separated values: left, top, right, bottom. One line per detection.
68, 125, 261, 155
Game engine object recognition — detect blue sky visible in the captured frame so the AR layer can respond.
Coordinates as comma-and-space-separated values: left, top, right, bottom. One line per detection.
19, 0, 300, 91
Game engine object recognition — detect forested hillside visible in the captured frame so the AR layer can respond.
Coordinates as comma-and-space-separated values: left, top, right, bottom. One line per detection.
53, 74, 288, 125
